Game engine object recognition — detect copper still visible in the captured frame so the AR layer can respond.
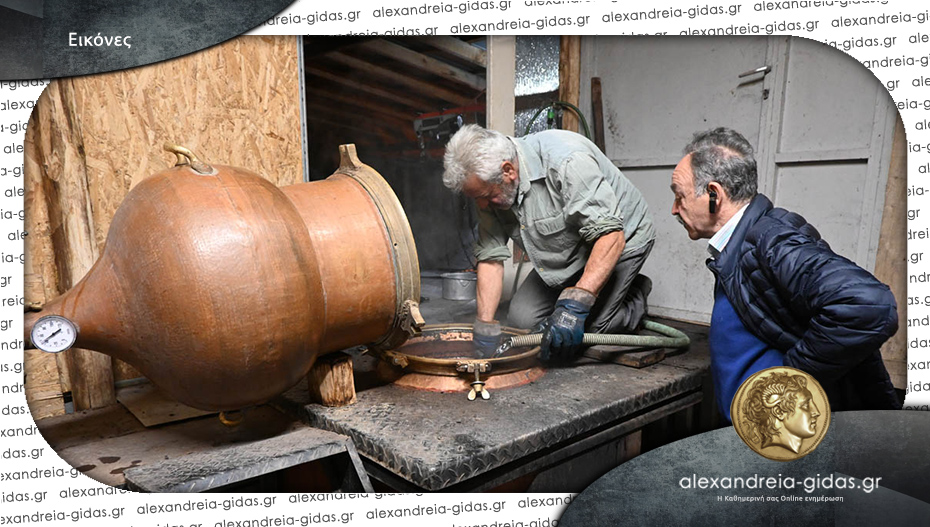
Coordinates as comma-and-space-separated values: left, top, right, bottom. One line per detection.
25, 144, 422, 411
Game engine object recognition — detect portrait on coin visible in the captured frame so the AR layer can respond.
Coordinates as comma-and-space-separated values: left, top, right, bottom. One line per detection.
739, 370, 825, 456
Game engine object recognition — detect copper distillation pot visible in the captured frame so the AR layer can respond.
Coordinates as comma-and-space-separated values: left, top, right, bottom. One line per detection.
25, 144, 423, 411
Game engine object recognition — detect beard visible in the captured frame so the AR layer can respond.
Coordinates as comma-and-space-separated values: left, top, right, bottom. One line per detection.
493, 178, 519, 210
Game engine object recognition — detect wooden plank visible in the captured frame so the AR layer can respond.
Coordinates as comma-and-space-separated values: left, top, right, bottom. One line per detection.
43, 79, 115, 411
591, 77, 606, 153
584, 345, 666, 368
305, 103, 416, 142
307, 101, 413, 136
356, 39, 486, 92
419, 36, 487, 67
306, 66, 427, 112
328, 52, 476, 107
558, 36, 582, 133
308, 117, 396, 143
24, 349, 66, 419
874, 114, 907, 389
308, 87, 417, 122
23, 273, 45, 310
116, 382, 214, 427
25, 84, 71, 396
307, 352, 357, 407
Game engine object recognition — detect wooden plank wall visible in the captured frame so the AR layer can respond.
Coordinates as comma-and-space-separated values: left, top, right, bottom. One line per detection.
875, 114, 907, 389
24, 35, 304, 419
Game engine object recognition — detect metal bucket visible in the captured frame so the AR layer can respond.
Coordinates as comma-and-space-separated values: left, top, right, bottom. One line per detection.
441, 271, 477, 300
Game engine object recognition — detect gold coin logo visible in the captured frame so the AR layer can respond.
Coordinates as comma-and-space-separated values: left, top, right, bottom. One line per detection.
731, 366, 831, 462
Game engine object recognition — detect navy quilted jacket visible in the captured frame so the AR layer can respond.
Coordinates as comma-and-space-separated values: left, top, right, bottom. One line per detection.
707, 194, 900, 410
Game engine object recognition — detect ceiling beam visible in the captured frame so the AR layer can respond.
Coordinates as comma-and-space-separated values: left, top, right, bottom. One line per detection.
308, 87, 417, 123
305, 102, 417, 142
328, 52, 477, 107
355, 39, 486, 92
418, 36, 487, 68
308, 117, 392, 142
305, 67, 428, 113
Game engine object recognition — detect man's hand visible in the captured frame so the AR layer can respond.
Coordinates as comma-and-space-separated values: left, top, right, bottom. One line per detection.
473, 319, 502, 358
540, 287, 597, 361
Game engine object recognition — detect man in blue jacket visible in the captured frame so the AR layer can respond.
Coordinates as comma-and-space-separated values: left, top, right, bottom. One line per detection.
670, 127, 900, 421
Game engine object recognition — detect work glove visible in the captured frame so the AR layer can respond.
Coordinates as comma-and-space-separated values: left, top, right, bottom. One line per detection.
472, 319, 502, 358
540, 287, 596, 361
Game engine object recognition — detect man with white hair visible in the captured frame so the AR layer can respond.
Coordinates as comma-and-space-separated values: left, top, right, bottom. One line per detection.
442, 124, 656, 360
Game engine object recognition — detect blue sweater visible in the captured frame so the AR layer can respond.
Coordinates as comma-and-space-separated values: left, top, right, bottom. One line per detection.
709, 281, 783, 422
707, 194, 899, 411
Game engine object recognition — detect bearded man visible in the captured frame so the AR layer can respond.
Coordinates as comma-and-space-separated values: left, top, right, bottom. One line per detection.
442, 124, 656, 360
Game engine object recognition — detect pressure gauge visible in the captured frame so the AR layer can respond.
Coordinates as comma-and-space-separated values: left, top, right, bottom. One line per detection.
30, 315, 78, 353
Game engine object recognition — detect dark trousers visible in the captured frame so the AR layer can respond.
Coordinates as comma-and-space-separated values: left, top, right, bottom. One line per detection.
506, 239, 654, 333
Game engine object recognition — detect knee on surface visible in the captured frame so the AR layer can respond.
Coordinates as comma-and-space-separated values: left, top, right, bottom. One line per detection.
506, 305, 548, 330
587, 314, 639, 335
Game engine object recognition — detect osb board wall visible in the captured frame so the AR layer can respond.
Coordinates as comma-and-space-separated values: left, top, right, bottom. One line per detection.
24, 35, 303, 419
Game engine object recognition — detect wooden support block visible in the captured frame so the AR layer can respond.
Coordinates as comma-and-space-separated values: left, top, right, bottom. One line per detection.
69, 348, 116, 409
307, 352, 357, 407
584, 345, 666, 368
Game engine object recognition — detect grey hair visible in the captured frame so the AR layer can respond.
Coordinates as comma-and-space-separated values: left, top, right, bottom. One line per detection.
683, 127, 758, 203
442, 124, 517, 192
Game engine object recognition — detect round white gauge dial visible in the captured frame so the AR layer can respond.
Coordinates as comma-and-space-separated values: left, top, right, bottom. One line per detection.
31, 315, 78, 353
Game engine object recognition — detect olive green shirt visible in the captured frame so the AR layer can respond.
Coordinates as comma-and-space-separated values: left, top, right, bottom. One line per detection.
474, 130, 655, 288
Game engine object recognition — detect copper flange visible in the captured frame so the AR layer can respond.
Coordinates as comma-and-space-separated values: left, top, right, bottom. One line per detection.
372, 324, 546, 393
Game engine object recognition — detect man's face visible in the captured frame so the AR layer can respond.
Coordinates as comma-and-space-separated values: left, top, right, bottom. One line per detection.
783, 391, 820, 439
462, 161, 519, 210
670, 154, 715, 240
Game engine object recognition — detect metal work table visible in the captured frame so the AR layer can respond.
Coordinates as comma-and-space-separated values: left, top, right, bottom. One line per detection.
276, 319, 712, 492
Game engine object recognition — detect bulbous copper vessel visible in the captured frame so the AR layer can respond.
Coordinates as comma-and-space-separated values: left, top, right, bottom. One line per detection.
25, 144, 421, 411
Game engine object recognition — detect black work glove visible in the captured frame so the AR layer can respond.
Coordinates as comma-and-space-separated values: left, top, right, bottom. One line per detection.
472, 319, 502, 358
540, 287, 596, 361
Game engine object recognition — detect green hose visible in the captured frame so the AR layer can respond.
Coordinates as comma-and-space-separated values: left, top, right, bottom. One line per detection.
495, 320, 690, 356
523, 100, 593, 140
